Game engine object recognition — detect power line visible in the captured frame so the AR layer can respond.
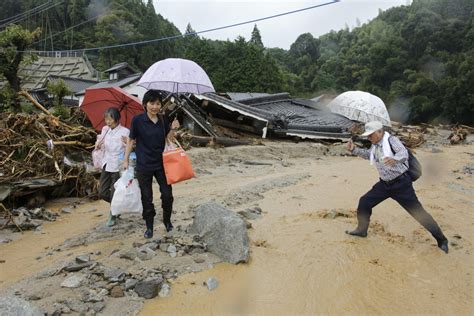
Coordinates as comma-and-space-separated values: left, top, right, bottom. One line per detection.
0, 0, 64, 29
33, 10, 109, 44
0, 1, 52, 24
22, 0, 340, 53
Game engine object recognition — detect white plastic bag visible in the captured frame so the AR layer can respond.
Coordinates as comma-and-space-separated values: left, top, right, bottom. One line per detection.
111, 168, 142, 216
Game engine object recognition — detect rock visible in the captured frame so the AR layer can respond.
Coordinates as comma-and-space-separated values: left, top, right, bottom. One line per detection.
90, 302, 106, 313
238, 207, 262, 220
206, 277, 219, 291
103, 268, 125, 282
159, 243, 170, 252
14, 213, 28, 227
134, 279, 162, 299
53, 302, 71, 314
137, 252, 152, 261
143, 242, 159, 251
64, 262, 93, 272
190, 202, 249, 264
119, 249, 138, 261
0, 237, 12, 244
25, 295, 41, 301
110, 286, 124, 298
193, 256, 205, 263
0, 295, 44, 315
36, 268, 56, 279
83, 289, 108, 303
167, 244, 177, 257
461, 164, 474, 174
75, 255, 90, 264
132, 242, 144, 248
92, 281, 108, 290
64, 299, 88, 314
105, 282, 119, 291
431, 147, 442, 153
61, 275, 84, 288
60, 207, 74, 214
159, 283, 171, 298
140, 246, 157, 256
124, 279, 138, 290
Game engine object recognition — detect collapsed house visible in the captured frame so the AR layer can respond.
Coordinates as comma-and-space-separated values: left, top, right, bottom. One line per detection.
172, 92, 354, 140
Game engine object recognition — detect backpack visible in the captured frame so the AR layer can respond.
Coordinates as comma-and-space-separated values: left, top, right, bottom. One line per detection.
388, 136, 422, 181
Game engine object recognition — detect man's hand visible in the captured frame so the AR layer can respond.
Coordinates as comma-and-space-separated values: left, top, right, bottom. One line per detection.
383, 157, 396, 166
121, 136, 128, 144
347, 139, 355, 152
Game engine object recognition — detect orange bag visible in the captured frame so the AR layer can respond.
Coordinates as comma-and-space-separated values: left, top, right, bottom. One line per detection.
163, 144, 195, 185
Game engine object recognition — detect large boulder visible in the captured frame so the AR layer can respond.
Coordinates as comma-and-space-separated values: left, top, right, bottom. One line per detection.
191, 202, 249, 264
134, 277, 163, 299
0, 296, 44, 316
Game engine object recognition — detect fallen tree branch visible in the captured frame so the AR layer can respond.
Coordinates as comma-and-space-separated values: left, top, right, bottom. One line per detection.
18, 90, 51, 115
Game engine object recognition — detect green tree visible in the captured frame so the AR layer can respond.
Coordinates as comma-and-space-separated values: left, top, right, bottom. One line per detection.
249, 24, 264, 48
0, 25, 40, 112
47, 79, 72, 107
185, 23, 198, 37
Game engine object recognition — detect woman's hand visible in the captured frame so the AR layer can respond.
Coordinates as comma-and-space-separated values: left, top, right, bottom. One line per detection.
121, 136, 128, 144
171, 118, 180, 130
122, 159, 129, 171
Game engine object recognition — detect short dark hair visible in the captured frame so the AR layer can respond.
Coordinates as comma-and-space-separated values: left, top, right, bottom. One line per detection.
142, 89, 166, 107
104, 107, 121, 123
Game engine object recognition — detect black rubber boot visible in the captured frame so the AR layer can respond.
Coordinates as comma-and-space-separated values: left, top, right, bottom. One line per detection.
346, 214, 369, 237
144, 218, 154, 239
437, 236, 449, 254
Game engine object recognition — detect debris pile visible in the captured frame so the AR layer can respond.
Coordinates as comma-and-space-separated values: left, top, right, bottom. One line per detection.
390, 123, 427, 148
0, 112, 98, 203
448, 126, 470, 145
0, 206, 58, 231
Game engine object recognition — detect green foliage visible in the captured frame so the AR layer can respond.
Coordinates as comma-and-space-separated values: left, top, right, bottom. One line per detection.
2, 0, 472, 124
0, 86, 17, 112
47, 79, 73, 107
284, 0, 473, 124
249, 24, 264, 48
0, 25, 40, 112
52, 105, 72, 120
183, 36, 284, 93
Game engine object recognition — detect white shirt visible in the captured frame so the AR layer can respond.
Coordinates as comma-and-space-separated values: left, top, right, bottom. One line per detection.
97, 124, 130, 172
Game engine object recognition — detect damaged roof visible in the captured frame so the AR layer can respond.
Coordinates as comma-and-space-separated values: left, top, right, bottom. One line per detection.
195, 93, 353, 140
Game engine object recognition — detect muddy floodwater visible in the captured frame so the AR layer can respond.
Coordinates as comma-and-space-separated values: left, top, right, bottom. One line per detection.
1, 142, 473, 315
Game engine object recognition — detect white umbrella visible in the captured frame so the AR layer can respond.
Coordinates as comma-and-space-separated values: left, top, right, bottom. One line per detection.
327, 91, 391, 127
137, 58, 215, 94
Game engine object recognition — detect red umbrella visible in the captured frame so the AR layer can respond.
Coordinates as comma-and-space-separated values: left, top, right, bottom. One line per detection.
80, 87, 144, 131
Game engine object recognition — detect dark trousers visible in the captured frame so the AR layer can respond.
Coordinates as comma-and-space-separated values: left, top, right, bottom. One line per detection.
357, 173, 446, 242
99, 167, 120, 203
136, 168, 173, 225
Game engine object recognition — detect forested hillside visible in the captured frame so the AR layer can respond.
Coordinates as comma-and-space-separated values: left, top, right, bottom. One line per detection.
1, 0, 472, 124
271, 0, 473, 124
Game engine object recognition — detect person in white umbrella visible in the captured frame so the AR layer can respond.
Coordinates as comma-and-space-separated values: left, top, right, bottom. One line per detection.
346, 121, 449, 253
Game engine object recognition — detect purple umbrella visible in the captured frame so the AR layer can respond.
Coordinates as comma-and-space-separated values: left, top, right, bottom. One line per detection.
137, 58, 215, 94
